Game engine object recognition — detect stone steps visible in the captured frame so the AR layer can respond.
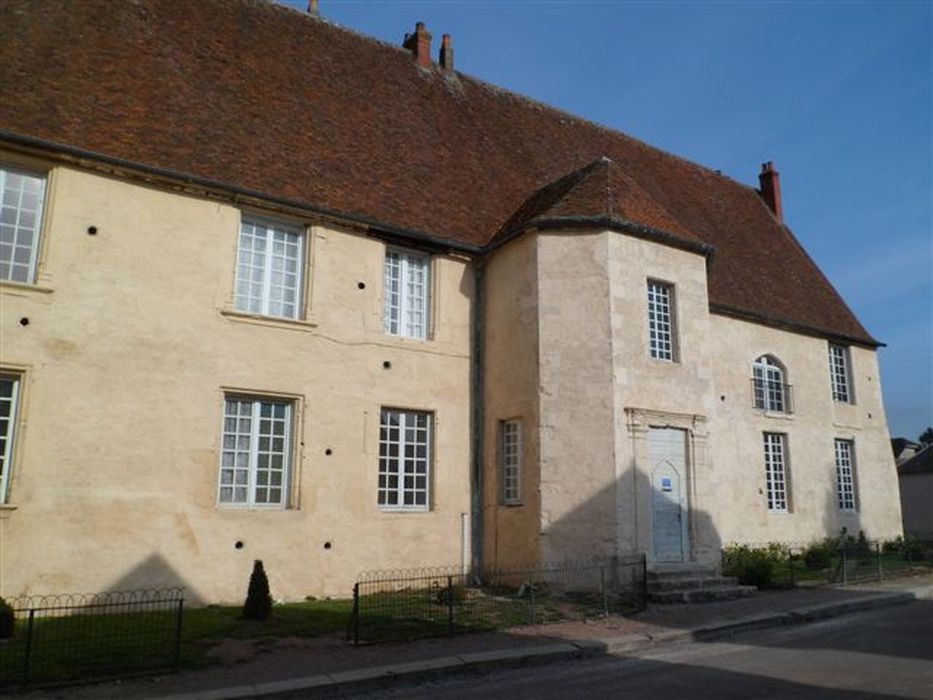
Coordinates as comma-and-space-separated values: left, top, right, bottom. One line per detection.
646, 563, 756, 604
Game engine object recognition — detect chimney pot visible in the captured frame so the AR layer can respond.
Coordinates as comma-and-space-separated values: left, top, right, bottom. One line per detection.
439, 34, 454, 72
403, 22, 433, 67
307, 0, 319, 16
758, 161, 784, 223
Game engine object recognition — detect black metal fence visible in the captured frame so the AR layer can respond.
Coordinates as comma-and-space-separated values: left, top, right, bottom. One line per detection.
350, 555, 646, 644
0, 588, 184, 689
722, 538, 933, 590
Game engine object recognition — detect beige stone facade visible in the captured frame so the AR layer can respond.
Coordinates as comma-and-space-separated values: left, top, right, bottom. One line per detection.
482, 229, 902, 571
0, 158, 473, 601
0, 151, 902, 603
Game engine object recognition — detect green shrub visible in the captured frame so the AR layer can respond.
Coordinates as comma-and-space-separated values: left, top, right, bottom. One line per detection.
803, 538, 837, 570
722, 544, 788, 589
882, 536, 926, 561
242, 560, 273, 621
0, 597, 13, 639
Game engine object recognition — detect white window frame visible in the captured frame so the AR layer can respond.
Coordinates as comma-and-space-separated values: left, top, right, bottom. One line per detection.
752, 355, 789, 413
500, 419, 523, 505
834, 439, 858, 512
763, 432, 789, 513
0, 374, 22, 504
384, 247, 431, 340
828, 344, 853, 403
234, 215, 306, 320
647, 279, 677, 361
0, 165, 47, 284
378, 408, 432, 511
217, 396, 293, 509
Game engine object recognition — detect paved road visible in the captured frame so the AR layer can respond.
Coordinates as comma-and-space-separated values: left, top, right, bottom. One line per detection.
349, 601, 933, 699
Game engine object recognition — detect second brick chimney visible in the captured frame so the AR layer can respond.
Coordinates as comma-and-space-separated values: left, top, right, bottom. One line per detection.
758, 161, 783, 223
403, 22, 432, 68
439, 34, 454, 72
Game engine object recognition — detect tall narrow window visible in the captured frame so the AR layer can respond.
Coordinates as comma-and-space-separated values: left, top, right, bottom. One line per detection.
647, 280, 676, 361
828, 344, 852, 403
234, 216, 304, 319
834, 439, 857, 511
218, 397, 293, 507
384, 248, 430, 340
752, 355, 790, 413
0, 166, 47, 284
500, 420, 523, 505
378, 408, 431, 510
0, 375, 21, 504
763, 432, 789, 512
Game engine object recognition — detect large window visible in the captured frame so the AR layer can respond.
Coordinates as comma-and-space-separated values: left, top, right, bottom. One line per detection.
752, 355, 791, 413
384, 248, 431, 340
828, 344, 853, 403
0, 166, 46, 284
500, 419, 523, 505
234, 216, 305, 319
647, 280, 676, 361
0, 375, 21, 504
218, 396, 293, 507
763, 432, 789, 512
378, 408, 431, 511
834, 439, 857, 511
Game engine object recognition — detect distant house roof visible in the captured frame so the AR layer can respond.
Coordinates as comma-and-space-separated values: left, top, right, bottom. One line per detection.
0, 0, 878, 346
898, 443, 933, 476
892, 437, 921, 457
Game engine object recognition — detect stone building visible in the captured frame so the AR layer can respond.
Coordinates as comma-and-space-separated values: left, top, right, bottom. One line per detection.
0, 0, 902, 602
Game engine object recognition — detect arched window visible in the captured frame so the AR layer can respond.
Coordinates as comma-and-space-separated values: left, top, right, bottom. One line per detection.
752, 355, 790, 412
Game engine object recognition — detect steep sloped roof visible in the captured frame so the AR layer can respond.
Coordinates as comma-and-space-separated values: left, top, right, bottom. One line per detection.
0, 0, 877, 345
898, 443, 933, 476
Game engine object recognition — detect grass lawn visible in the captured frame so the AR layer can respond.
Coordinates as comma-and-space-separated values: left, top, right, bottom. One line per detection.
0, 598, 354, 687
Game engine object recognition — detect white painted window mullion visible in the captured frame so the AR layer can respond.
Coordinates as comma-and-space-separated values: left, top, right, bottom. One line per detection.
0, 376, 20, 504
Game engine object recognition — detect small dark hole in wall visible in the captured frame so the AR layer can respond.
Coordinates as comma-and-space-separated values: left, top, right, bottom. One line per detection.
325, 448, 332, 456
357, 282, 366, 290
19, 317, 29, 327
868, 413, 872, 419
383, 361, 391, 369
87, 226, 98, 236
720, 395, 726, 401
235, 540, 244, 550
324, 542, 332, 550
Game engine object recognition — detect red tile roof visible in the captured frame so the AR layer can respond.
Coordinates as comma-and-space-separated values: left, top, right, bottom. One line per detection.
0, 0, 877, 345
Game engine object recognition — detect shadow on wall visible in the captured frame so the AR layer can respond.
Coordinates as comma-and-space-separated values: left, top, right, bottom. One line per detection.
502, 465, 724, 567
104, 553, 206, 606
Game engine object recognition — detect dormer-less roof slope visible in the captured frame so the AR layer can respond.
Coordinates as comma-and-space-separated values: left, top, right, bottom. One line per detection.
0, 0, 877, 346
898, 443, 933, 476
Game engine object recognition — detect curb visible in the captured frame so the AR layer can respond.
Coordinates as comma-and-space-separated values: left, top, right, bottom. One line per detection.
157, 585, 933, 700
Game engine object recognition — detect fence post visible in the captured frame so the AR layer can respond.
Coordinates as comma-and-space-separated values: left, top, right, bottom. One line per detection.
529, 572, 536, 625
446, 576, 454, 634
788, 552, 795, 587
22, 608, 35, 684
600, 564, 609, 617
172, 598, 184, 672
352, 583, 360, 646
876, 541, 882, 580
641, 553, 648, 609
841, 541, 848, 586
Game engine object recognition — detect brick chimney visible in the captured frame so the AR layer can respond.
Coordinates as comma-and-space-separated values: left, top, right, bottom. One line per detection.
439, 34, 454, 72
403, 22, 433, 68
758, 161, 783, 223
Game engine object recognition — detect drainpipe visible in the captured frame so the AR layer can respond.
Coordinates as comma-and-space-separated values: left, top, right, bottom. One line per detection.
470, 261, 486, 575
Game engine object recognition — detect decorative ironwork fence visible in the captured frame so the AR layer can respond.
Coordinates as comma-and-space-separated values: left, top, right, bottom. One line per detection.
350, 555, 647, 644
0, 588, 185, 688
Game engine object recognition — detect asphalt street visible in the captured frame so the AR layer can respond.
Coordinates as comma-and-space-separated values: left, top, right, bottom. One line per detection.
348, 600, 933, 699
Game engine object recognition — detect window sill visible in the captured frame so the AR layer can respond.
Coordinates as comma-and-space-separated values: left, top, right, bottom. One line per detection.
378, 507, 431, 514
0, 504, 18, 510
220, 308, 318, 332
501, 501, 524, 508
0, 280, 54, 296
757, 410, 793, 421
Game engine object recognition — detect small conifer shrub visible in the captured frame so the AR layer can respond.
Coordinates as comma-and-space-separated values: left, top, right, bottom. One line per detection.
242, 560, 273, 621
0, 598, 14, 639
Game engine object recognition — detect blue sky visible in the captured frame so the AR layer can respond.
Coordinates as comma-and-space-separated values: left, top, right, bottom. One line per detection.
285, 0, 932, 441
